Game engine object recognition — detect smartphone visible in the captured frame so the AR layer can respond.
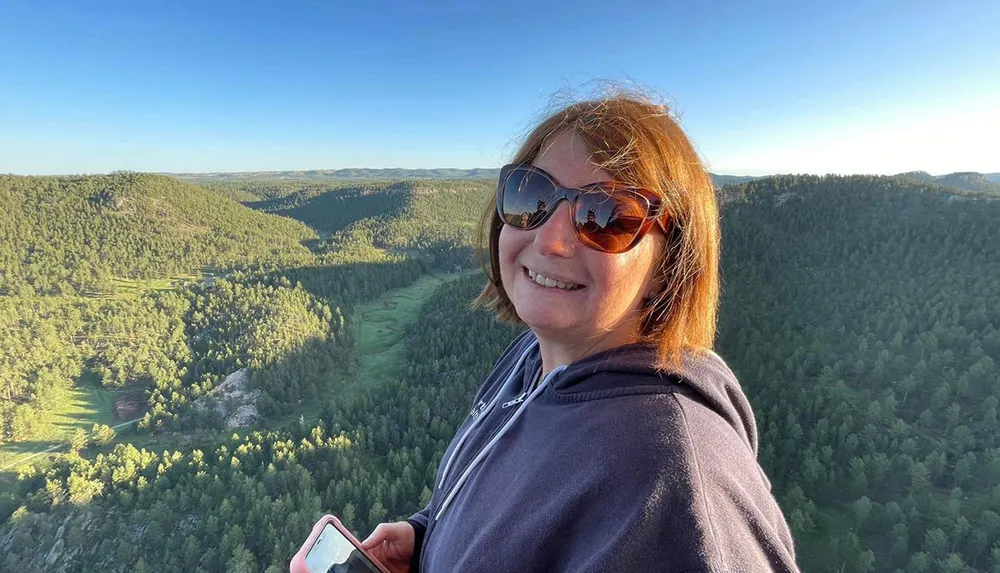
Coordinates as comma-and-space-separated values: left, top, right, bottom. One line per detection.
290, 515, 390, 573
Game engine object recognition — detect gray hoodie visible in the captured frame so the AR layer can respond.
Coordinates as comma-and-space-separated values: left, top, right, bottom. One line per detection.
408, 330, 799, 572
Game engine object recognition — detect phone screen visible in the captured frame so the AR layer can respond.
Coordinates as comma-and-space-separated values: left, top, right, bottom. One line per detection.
304, 523, 383, 573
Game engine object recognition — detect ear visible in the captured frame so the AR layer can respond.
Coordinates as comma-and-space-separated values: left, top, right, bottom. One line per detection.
647, 263, 669, 297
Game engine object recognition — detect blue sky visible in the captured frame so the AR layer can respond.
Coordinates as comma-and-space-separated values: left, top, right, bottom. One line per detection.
1, 0, 997, 175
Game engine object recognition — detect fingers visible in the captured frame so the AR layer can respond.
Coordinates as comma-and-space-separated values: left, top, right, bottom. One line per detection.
362, 521, 413, 550
362, 523, 389, 548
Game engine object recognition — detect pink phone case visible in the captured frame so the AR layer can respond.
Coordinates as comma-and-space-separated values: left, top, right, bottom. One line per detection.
290, 514, 390, 573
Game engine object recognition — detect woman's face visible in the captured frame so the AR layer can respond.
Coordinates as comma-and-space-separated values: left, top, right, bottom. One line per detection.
498, 131, 664, 348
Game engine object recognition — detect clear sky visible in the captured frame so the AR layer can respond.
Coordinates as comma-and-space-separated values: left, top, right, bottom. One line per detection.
1, 0, 998, 176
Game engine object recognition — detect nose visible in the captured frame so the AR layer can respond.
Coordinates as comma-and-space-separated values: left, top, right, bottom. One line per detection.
533, 201, 577, 258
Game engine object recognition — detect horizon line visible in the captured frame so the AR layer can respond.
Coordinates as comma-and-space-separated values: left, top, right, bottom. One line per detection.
3, 167, 998, 178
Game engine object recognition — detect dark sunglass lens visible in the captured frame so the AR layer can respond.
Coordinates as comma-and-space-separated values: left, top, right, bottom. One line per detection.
501, 168, 553, 229
575, 191, 649, 252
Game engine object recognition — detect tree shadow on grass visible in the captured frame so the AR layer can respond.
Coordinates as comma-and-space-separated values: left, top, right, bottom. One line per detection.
0, 439, 63, 460
280, 260, 426, 310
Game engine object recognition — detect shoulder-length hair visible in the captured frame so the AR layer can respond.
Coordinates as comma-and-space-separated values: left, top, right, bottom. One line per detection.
474, 91, 720, 369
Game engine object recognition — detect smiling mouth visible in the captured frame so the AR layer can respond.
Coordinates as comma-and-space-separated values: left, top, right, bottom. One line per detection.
523, 266, 585, 291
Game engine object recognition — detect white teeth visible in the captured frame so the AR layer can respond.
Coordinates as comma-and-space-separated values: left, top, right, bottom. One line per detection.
526, 268, 581, 291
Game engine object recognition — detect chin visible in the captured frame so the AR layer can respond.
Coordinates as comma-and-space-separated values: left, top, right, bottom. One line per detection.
522, 318, 577, 335
515, 305, 580, 334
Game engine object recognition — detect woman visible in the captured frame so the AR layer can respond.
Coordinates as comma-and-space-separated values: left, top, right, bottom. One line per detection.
361, 93, 799, 572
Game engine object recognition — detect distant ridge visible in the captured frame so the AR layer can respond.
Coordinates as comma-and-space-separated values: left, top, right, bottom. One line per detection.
165, 168, 1000, 192
165, 168, 500, 181
895, 171, 1000, 194
165, 168, 759, 189
711, 174, 760, 187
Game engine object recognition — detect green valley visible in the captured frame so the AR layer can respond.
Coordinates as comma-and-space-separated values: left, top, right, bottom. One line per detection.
1, 172, 999, 573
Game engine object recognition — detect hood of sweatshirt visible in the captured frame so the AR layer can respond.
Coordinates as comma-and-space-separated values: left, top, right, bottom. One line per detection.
517, 331, 759, 455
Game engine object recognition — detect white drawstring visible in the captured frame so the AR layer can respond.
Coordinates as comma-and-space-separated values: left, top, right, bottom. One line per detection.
434, 364, 567, 523
437, 340, 537, 490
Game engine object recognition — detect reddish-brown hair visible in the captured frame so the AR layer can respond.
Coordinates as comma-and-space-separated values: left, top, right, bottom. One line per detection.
474, 90, 720, 369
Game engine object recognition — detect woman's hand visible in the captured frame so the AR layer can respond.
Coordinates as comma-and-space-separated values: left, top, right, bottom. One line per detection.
361, 521, 416, 573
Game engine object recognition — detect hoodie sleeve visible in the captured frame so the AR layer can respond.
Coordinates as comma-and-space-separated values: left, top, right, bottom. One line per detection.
577, 392, 798, 573
406, 505, 430, 573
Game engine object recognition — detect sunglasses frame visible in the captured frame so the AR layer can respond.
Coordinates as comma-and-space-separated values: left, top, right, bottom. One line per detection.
496, 163, 669, 254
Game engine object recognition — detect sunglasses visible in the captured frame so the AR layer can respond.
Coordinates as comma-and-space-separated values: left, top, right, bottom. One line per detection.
496, 164, 668, 254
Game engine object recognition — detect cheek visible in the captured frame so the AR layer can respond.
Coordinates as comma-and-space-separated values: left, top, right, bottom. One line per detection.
592, 245, 657, 303
498, 227, 514, 265
498, 226, 514, 259
590, 251, 635, 289
497, 227, 522, 286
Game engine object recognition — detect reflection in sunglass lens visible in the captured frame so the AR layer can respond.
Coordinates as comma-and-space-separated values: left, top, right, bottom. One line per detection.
498, 167, 653, 254
575, 191, 648, 253
501, 169, 554, 229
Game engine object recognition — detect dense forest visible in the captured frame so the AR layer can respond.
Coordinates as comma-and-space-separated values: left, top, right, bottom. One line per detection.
718, 176, 1000, 571
1, 172, 998, 572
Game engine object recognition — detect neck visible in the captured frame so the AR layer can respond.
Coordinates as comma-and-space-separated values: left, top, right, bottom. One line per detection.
535, 325, 640, 379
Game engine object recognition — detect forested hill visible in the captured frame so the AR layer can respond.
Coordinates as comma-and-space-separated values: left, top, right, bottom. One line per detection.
718, 174, 1000, 571
0, 173, 316, 296
199, 178, 493, 263
200, 180, 412, 236
2, 172, 1000, 572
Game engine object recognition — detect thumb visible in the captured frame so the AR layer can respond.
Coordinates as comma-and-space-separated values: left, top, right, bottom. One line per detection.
362, 523, 388, 549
